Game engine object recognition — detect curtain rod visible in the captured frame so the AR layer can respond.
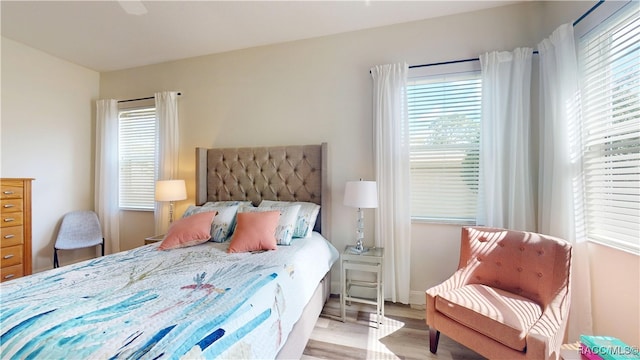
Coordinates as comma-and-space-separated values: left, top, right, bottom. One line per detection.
405, 0, 604, 71
118, 92, 182, 103
573, 0, 604, 27
409, 51, 541, 69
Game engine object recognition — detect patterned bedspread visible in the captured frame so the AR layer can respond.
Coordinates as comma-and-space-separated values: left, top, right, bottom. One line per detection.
0, 233, 338, 359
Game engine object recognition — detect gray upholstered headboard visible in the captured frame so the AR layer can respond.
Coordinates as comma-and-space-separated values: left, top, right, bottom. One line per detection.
195, 143, 330, 237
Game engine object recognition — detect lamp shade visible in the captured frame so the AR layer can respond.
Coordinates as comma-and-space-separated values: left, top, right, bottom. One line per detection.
155, 180, 187, 202
343, 180, 378, 209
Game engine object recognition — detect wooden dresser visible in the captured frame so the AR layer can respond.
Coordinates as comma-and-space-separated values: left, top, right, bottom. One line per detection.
1, 178, 33, 282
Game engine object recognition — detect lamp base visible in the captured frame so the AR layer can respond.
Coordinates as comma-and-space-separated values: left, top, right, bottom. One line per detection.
347, 245, 369, 254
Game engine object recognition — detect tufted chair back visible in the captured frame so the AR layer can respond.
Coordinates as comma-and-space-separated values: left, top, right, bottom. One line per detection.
458, 226, 572, 309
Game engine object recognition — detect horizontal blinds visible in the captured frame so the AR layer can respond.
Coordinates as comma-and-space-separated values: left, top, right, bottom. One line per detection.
407, 72, 481, 222
119, 107, 157, 210
579, 3, 639, 254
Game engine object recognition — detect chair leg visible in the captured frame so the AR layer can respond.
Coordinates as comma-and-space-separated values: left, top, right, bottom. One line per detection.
429, 328, 440, 354
53, 248, 59, 268
101, 239, 105, 256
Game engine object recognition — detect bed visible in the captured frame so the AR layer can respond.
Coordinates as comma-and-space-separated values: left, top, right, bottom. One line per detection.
1, 143, 337, 359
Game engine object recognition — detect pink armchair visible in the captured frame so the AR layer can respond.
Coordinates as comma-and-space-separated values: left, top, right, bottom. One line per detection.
426, 227, 572, 360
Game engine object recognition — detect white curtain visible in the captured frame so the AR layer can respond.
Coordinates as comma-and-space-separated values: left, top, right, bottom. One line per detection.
371, 63, 412, 304
478, 48, 536, 231
154, 91, 181, 235
538, 23, 592, 341
95, 99, 120, 254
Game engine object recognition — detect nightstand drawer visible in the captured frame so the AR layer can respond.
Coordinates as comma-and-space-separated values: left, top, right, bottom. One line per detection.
343, 261, 381, 273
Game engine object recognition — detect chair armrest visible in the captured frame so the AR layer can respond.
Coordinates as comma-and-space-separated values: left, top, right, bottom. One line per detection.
525, 288, 571, 360
425, 268, 470, 325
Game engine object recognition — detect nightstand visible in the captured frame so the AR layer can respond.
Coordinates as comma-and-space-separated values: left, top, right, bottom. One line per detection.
341, 245, 384, 327
144, 234, 165, 245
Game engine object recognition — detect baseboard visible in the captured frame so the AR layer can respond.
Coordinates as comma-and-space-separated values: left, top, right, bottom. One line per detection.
410, 290, 426, 309
331, 283, 427, 309
37, 254, 97, 273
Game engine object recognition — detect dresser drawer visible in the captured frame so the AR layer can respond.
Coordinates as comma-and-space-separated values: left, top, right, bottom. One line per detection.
0, 178, 32, 277
1, 183, 24, 200
1, 212, 23, 228
0, 226, 23, 247
1, 245, 23, 267
0, 264, 24, 282
1, 198, 23, 213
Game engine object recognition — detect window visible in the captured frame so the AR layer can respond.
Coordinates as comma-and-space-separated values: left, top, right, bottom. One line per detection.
578, 2, 639, 254
118, 106, 157, 210
407, 70, 481, 223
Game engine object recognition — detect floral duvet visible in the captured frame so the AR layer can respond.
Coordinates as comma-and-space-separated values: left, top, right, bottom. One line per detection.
0, 233, 338, 359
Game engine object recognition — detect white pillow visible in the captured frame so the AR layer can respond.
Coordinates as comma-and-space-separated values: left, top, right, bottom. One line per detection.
182, 204, 240, 242
259, 200, 320, 238
241, 204, 301, 245
205, 200, 253, 207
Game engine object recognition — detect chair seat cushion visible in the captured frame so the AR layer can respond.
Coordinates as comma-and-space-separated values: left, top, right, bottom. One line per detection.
435, 284, 542, 351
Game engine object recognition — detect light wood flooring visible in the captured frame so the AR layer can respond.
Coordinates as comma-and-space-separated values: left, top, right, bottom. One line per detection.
302, 296, 486, 360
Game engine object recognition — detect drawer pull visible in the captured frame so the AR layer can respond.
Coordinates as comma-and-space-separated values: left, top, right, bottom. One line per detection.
3, 191, 15, 195
3, 218, 15, 222
3, 204, 15, 208
3, 234, 15, 239
4, 274, 15, 279
3, 254, 14, 259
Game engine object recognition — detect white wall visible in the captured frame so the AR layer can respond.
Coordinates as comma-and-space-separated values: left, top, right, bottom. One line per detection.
588, 243, 640, 347
1, 37, 100, 271
100, 0, 578, 300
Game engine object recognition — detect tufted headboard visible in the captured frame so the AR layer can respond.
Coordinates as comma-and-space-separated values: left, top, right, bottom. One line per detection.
195, 143, 330, 237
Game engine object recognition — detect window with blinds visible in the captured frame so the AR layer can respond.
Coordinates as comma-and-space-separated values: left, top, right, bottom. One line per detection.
407, 71, 481, 223
578, 2, 639, 254
118, 106, 157, 210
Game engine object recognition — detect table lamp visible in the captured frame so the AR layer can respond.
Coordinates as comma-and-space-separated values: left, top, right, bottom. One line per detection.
155, 179, 187, 224
343, 180, 378, 254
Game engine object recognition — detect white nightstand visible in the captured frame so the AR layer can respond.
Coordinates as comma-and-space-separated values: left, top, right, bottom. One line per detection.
341, 245, 384, 327
144, 234, 165, 245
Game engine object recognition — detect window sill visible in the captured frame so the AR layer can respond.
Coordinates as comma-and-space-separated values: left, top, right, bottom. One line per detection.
411, 217, 476, 226
120, 208, 154, 212
587, 238, 640, 257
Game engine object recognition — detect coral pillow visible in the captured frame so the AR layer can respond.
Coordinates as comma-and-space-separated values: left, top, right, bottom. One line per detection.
241, 204, 300, 245
227, 210, 279, 253
182, 204, 240, 242
158, 211, 217, 250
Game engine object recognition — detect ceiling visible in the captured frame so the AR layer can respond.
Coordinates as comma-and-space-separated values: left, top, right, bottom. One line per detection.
1, 1, 518, 72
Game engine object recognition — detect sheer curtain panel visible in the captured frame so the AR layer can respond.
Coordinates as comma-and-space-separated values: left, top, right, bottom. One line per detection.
478, 48, 536, 231
95, 99, 120, 254
154, 91, 181, 235
371, 63, 412, 304
538, 23, 593, 342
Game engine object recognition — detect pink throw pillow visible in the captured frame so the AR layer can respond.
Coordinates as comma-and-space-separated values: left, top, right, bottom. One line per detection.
228, 210, 279, 253
158, 211, 217, 250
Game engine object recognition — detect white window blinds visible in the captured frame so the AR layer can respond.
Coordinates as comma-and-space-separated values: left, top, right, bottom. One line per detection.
579, 2, 640, 254
119, 106, 157, 210
407, 71, 481, 223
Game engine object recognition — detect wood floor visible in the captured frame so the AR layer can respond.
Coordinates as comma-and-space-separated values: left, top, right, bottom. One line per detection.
302, 296, 486, 360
